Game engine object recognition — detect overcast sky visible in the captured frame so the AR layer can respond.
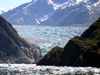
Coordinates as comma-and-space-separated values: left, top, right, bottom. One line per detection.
0, 0, 32, 11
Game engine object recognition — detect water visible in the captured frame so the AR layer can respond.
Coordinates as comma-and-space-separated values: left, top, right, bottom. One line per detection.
13, 25, 88, 56
0, 64, 100, 75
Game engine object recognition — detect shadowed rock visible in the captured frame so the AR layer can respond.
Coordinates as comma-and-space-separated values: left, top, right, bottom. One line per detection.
37, 17, 100, 67
0, 15, 42, 63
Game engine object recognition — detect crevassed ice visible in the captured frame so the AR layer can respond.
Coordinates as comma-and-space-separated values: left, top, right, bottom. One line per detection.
13, 25, 87, 56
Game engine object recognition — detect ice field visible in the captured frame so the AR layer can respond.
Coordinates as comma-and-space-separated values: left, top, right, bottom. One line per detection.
13, 25, 87, 56
0, 64, 100, 75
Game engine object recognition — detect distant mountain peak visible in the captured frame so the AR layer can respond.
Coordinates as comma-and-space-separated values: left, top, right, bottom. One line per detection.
0, 8, 5, 15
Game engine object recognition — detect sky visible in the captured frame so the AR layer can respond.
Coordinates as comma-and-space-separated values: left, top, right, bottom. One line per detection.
0, 0, 32, 12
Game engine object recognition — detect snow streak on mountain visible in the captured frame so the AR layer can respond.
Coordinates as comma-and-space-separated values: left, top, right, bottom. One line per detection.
2, 0, 54, 25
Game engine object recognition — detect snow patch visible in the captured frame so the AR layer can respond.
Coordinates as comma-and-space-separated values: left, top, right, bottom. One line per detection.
23, 9, 29, 14
93, 0, 100, 6
23, 0, 37, 9
85, 5, 92, 12
10, 10, 20, 17
22, 0, 37, 15
35, 19, 40, 24
40, 14, 49, 21
72, 8, 79, 12
17, 18, 24, 22
21, 18, 23, 20
76, 0, 89, 4
48, 0, 88, 10
76, 0, 83, 4
48, 0, 69, 10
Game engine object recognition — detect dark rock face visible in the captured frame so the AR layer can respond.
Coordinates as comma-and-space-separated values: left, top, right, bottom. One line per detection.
60, 39, 82, 66
83, 50, 100, 67
37, 46, 63, 66
37, 17, 100, 67
0, 15, 42, 63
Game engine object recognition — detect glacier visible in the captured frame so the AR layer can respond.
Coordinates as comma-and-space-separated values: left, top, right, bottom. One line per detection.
0, 64, 100, 75
13, 25, 87, 56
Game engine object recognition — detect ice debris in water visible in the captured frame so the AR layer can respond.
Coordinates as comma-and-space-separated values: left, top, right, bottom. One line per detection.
13, 25, 87, 56
0, 64, 100, 75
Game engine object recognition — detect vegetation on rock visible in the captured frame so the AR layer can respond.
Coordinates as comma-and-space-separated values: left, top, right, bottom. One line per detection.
0, 15, 42, 63
37, 17, 100, 67
37, 46, 63, 66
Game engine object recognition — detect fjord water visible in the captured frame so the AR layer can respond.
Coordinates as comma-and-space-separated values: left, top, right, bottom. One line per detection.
13, 25, 87, 56
0, 64, 100, 75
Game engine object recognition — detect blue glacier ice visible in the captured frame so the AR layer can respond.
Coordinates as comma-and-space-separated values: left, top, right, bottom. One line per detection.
0, 64, 100, 75
13, 25, 87, 56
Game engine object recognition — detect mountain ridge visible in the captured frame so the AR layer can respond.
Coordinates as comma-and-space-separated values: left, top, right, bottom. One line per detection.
2, 0, 54, 25
37, 17, 100, 67
2, 0, 100, 26
40, 0, 100, 26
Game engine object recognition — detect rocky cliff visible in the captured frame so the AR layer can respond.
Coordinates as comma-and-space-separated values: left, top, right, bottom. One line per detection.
37, 17, 100, 67
0, 15, 42, 63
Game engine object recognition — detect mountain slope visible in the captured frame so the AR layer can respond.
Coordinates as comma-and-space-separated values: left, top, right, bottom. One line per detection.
2, 0, 54, 25
0, 15, 42, 63
2, 0, 100, 26
40, 0, 100, 26
37, 17, 100, 67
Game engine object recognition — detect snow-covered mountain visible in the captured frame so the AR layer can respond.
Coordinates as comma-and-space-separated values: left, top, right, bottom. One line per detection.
2, 0, 54, 25
40, 0, 100, 26
2, 0, 100, 26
